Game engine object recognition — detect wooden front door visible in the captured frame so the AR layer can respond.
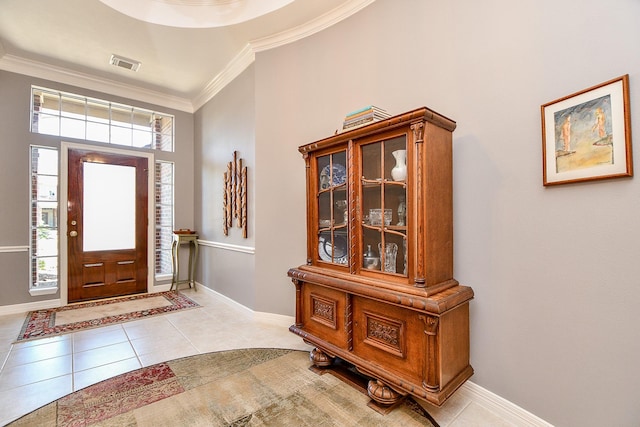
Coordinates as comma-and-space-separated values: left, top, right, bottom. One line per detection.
67, 149, 148, 303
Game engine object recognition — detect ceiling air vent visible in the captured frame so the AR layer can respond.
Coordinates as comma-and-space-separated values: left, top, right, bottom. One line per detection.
109, 54, 141, 72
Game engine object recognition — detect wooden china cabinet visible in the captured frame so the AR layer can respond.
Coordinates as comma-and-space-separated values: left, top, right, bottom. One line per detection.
288, 107, 474, 407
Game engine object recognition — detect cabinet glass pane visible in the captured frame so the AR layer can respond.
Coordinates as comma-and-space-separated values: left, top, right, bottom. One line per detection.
316, 151, 348, 265
360, 136, 408, 276
318, 230, 348, 265
318, 192, 332, 228
384, 136, 407, 181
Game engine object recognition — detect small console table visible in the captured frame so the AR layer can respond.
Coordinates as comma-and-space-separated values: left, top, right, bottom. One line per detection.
171, 232, 198, 291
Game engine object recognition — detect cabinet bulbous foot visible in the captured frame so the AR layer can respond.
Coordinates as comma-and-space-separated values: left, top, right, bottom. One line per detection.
367, 379, 404, 406
309, 348, 333, 367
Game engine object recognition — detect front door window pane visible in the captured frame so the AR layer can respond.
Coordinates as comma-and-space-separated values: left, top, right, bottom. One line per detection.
83, 162, 136, 251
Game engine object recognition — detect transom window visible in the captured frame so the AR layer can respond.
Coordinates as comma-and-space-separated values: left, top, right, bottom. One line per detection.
30, 86, 174, 152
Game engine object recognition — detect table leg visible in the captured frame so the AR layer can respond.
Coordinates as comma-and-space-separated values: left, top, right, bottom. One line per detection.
191, 240, 198, 291
171, 239, 180, 291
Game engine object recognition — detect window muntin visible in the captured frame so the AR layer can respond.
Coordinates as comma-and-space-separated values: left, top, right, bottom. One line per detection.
31, 87, 174, 152
30, 146, 59, 290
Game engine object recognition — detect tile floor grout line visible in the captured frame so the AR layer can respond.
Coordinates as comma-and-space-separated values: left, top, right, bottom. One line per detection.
0, 345, 13, 373
0, 369, 73, 393
165, 312, 205, 356
122, 324, 146, 367
70, 331, 77, 391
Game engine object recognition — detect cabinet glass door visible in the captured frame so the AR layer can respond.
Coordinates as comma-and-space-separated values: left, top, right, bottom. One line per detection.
360, 136, 407, 275
316, 151, 348, 265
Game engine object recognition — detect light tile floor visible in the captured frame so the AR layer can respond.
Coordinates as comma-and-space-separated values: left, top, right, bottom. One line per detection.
0, 288, 515, 426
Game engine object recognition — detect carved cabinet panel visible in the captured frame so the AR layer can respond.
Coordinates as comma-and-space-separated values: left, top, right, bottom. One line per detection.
352, 297, 423, 380
301, 283, 350, 350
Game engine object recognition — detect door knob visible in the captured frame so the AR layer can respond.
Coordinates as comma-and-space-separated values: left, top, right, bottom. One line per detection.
69, 231, 78, 237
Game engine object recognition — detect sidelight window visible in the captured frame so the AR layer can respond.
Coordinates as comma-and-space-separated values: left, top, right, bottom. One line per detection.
155, 161, 174, 276
30, 146, 59, 291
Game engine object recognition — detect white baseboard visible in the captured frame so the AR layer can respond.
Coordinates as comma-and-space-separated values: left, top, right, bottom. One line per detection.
195, 282, 294, 328
253, 310, 295, 328
0, 298, 62, 316
457, 380, 553, 426
151, 283, 172, 293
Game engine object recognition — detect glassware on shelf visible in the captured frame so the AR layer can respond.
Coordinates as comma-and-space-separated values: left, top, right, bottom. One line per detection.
369, 208, 392, 226
378, 242, 398, 273
335, 200, 348, 224
319, 218, 332, 228
403, 238, 407, 275
397, 195, 406, 226
363, 244, 380, 270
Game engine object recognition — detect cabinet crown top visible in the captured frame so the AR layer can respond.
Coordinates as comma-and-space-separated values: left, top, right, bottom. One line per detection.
299, 106, 456, 154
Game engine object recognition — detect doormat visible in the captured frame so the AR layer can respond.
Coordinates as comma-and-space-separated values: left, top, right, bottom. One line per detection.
15, 291, 200, 342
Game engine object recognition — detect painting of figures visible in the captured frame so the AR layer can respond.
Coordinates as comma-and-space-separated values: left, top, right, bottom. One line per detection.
554, 94, 612, 173
542, 75, 632, 185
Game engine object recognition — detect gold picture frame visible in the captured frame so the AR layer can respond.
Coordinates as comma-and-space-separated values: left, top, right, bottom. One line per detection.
541, 75, 632, 186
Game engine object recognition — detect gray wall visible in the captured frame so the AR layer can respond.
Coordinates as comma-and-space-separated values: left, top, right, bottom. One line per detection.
248, 0, 640, 425
0, 70, 195, 305
194, 65, 256, 308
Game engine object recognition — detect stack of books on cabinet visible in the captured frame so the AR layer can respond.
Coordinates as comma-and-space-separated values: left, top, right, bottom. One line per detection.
342, 105, 390, 131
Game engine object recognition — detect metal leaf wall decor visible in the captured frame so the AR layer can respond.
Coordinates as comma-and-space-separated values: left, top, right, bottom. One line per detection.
223, 151, 248, 238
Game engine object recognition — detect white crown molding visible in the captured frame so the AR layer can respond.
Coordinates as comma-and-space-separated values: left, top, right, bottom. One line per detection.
192, 0, 376, 110
0, 0, 374, 114
251, 0, 375, 53
191, 43, 255, 111
98, 0, 295, 28
0, 54, 194, 113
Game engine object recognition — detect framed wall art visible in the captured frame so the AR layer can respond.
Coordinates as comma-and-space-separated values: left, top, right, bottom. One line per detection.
541, 74, 632, 186
223, 151, 247, 238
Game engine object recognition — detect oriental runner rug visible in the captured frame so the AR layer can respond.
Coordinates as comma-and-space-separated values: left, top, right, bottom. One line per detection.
16, 291, 200, 342
8, 348, 438, 427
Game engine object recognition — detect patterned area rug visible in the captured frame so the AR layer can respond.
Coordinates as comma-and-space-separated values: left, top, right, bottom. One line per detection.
8, 349, 438, 426
16, 291, 200, 342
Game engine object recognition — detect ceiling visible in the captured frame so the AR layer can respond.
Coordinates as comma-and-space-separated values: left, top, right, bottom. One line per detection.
0, 0, 373, 112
